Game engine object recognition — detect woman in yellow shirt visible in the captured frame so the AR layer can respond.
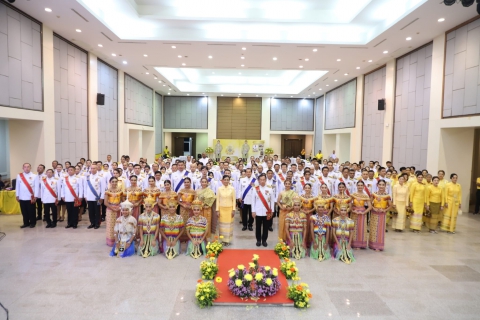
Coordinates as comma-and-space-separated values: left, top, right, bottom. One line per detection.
441, 174, 462, 234
392, 174, 409, 232
215, 175, 236, 245
370, 180, 392, 251
409, 173, 426, 233
426, 176, 445, 234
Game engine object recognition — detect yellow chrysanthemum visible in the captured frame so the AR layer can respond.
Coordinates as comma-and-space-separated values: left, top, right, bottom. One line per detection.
237, 265, 245, 270
244, 274, 253, 281
272, 270, 278, 277
249, 262, 255, 268
264, 266, 271, 271
215, 277, 222, 283
235, 279, 243, 287
255, 273, 263, 281
265, 278, 273, 286
253, 254, 259, 260
229, 271, 236, 278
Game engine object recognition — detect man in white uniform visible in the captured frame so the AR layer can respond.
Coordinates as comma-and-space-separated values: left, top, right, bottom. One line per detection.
16, 163, 38, 228
37, 169, 61, 228
252, 174, 276, 247
238, 168, 257, 231
84, 165, 105, 230
61, 166, 84, 229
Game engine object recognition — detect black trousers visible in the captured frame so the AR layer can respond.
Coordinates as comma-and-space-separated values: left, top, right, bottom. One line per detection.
36, 198, 43, 219
20, 200, 36, 226
101, 203, 107, 219
475, 189, 480, 213
255, 215, 269, 243
66, 201, 79, 227
44, 203, 57, 224
88, 201, 101, 226
242, 204, 254, 227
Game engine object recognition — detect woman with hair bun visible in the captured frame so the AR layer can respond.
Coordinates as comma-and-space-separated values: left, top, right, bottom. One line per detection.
441, 173, 462, 234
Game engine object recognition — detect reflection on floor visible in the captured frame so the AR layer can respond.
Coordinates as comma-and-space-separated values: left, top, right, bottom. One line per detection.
1, 212, 480, 320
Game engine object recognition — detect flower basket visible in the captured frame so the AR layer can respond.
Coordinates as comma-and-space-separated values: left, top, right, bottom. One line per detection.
206, 237, 224, 258
200, 257, 219, 280
274, 239, 290, 259
195, 280, 219, 308
280, 258, 299, 280
265, 148, 274, 155
287, 281, 312, 308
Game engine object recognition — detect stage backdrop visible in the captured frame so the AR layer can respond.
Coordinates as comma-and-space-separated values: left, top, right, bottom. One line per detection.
212, 139, 264, 161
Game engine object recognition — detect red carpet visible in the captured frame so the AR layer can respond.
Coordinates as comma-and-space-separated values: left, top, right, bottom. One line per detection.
213, 249, 294, 306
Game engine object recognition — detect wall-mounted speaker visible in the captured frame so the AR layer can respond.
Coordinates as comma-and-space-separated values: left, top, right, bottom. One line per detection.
97, 93, 105, 105
378, 99, 385, 111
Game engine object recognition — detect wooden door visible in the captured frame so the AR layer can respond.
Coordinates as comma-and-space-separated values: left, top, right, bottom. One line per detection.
284, 139, 302, 158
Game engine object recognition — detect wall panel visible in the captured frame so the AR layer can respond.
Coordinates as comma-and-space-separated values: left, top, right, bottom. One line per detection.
314, 96, 324, 154
325, 79, 356, 130
443, 18, 480, 118
393, 43, 432, 169
163, 96, 207, 129
97, 60, 118, 161
217, 97, 261, 140
270, 98, 314, 131
125, 74, 153, 126
0, 2, 42, 110
54, 35, 88, 163
155, 93, 162, 154
362, 67, 386, 162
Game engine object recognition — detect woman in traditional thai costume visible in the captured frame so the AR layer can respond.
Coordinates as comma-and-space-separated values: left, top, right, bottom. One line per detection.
425, 176, 444, 234
137, 197, 160, 258
159, 197, 184, 259
104, 177, 123, 247
158, 180, 177, 218
310, 197, 331, 261
143, 176, 161, 215
285, 196, 308, 259
110, 200, 137, 258
332, 182, 352, 220
277, 179, 296, 241
409, 173, 426, 233
178, 177, 196, 242
215, 175, 236, 246
300, 183, 316, 245
392, 174, 409, 232
370, 180, 392, 251
441, 173, 462, 234
350, 181, 372, 249
185, 199, 208, 258
196, 177, 216, 240
124, 175, 144, 221
332, 204, 355, 264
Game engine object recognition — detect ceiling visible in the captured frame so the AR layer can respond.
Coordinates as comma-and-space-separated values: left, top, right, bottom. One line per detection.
5, 0, 479, 98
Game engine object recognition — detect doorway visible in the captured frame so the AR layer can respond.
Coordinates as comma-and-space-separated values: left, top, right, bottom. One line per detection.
281, 135, 305, 158
172, 132, 196, 157
470, 129, 480, 213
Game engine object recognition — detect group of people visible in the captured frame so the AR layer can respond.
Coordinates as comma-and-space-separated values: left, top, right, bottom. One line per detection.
14, 151, 476, 263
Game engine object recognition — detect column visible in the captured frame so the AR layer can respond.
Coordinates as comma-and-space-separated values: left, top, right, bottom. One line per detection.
88, 53, 99, 160
381, 59, 396, 164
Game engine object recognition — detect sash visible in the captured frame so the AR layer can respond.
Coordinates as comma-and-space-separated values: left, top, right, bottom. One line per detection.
65, 176, 81, 206
363, 180, 372, 197
278, 173, 286, 182
300, 178, 305, 188
87, 177, 101, 203
255, 186, 273, 220
241, 178, 256, 208
338, 178, 351, 196
174, 171, 189, 192
43, 178, 58, 200
318, 177, 331, 195
19, 173, 35, 203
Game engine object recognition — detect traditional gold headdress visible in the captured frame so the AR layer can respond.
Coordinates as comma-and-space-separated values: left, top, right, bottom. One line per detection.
191, 199, 203, 210
144, 196, 156, 206
167, 197, 178, 208
120, 199, 133, 211
339, 202, 349, 211
314, 198, 329, 209
292, 196, 302, 205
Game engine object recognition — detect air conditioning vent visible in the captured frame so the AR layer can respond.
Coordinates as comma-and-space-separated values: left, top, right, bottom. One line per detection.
373, 39, 387, 47
118, 41, 147, 44
101, 32, 113, 42
340, 47, 368, 49
400, 18, 419, 30
207, 43, 236, 46
252, 45, 281, 47
71, 9, 89, 22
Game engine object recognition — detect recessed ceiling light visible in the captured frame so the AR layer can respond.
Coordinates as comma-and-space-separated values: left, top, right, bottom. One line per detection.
241, 56, 245, 59
163, 84, 166, 86
337, 59, 341, 61
75, 29, 81, 33
290, 96, 293, 97
169, 88, 171, 90
320, 88, 322, 90
212, 72, 215, 74
242, 47, 246, 50
266, 73, 268, 75
182, 63, 186, 66
45, 8, 52, 12
187, 94, 189, 96
308, 95, 310, 97
158, 81, 161, 83
178, 55, 182, 58
313, 92, 315, 94
406, 37, 412, 41
326, 85, 329, 86
383, 51, 388, 54
221, 94, 223, 96
143, 54, 148, 57
299, 66, 303, 68
305, 58, 309, 61
356, 67, 360, 69
239, 72, 241, 75
208, 55, 212, 59
239, 94, 242, 95
273, 57, 277, 61
202, 93, 205, 94
146, 72, 149, 74
313, 49, 317, 52
154, 77, 157, 79
171, 46, 176, 48
368, 60, 373, 62
256, 95, 258, 97
98, 44, 103, 47
111, 53, 116, 56
241, 64, 244, 67
168, 92, 170, 95
438, 18, 445, 22
122, 61, 127, 64
344, 73, 348, 75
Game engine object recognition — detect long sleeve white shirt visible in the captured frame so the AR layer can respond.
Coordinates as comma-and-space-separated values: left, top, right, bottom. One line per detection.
83, 173, 105, 201
39, 177, 61, 203
238, 176, 257, 204
61, 174, 84, 201
15, 172, 38, 200
252, 185, 276, 216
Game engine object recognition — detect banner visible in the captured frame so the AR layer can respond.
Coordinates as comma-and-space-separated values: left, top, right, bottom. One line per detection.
212, 139, 265, 161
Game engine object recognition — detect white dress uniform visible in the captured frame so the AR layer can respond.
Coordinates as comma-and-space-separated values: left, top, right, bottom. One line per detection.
198, 157, 209, 166
38, 176, 61, 225
296, 176, 319, 196
252, 184, 276, 244
317, 175, 335, 195
61, 174, 84, 227
171, 170, 192, 192
374, 177, 392, 195
334, 176, 355, 195
84, 172, 105, 227
16, 171, 39, 227
239, 176, 257, 228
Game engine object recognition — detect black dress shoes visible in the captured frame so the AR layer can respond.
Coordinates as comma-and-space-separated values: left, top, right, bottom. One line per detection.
46, 224, 52, 228
29, 225, 35, 228
73, 225, 77, 229
87, 224, 95, 229
65, 225, 72, 228
262, 242, 268, 247
101, 217, 105, 222
242, 227, 247, 231
256, 242, 261, 247
94, 225, 99, 229
51, 223, 57, 228
20, 225, 28, 228
248, 226, 253, 231
268, 227, 273, 232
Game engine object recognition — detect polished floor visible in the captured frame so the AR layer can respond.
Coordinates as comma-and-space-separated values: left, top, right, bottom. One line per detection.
1, 211, 480, 320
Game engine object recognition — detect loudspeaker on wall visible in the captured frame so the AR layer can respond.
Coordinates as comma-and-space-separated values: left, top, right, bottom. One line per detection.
378, 99, 385, 111
97, 93, 105, 105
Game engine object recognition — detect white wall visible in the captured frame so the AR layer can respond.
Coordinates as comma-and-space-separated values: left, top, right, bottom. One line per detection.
0, 119, 10, 178
269, 134, 282, 157
196, 132, 208, 156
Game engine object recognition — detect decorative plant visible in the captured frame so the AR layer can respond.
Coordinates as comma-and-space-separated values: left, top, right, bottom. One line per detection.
205, 147, 214, 154
265, 147, 274, 155
206, 236, 224, 258
280, 258, 299, 280
274, 238, 290, 259
200, 257, 219, 280
287, 281, 312, 309
195, 280, 219, 309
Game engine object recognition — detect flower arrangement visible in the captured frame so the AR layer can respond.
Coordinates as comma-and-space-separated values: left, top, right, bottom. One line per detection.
265, 147, 274, 155
287, 281, 312, 308
274, 238, 290, 259
200, 257, 219, 280
227, 255, 281, 299
195, 280, 219, 309
206, 236, 224, 258
280, 258, 298, 280
205, 147, 214, 154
